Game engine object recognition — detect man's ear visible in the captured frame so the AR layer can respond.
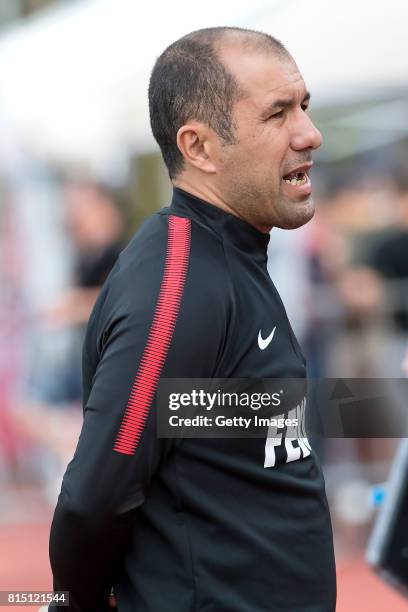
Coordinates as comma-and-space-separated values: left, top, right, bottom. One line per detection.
176, 123, 217, 174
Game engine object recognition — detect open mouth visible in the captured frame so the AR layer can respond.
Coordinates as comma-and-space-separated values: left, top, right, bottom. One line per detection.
282, 171, 308, 186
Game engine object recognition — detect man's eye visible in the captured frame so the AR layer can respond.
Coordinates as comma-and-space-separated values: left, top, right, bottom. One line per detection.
269, 110, 284, 119
301, 104, 310, 112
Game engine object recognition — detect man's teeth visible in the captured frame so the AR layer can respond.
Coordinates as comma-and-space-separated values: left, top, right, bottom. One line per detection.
283, 172, 307, 186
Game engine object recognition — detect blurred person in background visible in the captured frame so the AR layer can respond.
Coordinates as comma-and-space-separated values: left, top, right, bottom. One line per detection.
308, 181, 405, 505
330, 182, 408, 377
49, 26, 336, 612
51, 179, 126, 326
367, 186, 408, 375
309, 180, 398, 377
41, 179, 126, 403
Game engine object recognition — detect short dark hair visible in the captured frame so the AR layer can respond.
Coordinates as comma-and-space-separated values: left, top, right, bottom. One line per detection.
148, 27, 289, 179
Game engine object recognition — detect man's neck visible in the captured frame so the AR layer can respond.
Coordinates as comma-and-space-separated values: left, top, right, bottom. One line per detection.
172, 179, 271, 234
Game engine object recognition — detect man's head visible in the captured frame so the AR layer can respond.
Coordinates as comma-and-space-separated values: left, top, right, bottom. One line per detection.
64, 180, 124, 250
149, 27, 322, 232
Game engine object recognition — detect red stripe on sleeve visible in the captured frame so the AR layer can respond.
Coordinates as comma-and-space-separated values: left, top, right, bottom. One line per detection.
113, 215, 191, 455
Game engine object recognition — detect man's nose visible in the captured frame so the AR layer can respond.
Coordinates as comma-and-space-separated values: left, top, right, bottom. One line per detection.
290, 112, 323, 151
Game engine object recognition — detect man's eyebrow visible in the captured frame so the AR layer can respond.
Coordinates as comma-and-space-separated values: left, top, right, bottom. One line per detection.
262, 91, 311, 114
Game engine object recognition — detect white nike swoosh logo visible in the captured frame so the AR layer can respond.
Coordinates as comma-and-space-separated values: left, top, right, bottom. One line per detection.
258, 327, 276, 350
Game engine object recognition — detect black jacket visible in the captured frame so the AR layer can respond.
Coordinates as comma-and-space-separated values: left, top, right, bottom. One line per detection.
50, 187, 336, 611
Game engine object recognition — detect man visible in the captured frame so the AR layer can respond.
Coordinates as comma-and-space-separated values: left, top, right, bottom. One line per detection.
42, 179, 125, 403
50, 27, 336, 611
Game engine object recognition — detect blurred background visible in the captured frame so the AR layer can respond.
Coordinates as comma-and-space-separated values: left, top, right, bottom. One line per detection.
0, 0, 408, 610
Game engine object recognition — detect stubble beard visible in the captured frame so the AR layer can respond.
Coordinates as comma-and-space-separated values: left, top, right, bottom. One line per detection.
218, 149, 316, 231
222, 172, 315, 232
273, 192, 316, 229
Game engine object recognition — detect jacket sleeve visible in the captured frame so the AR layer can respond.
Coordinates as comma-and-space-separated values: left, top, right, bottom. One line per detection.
49, 215, 230, 611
